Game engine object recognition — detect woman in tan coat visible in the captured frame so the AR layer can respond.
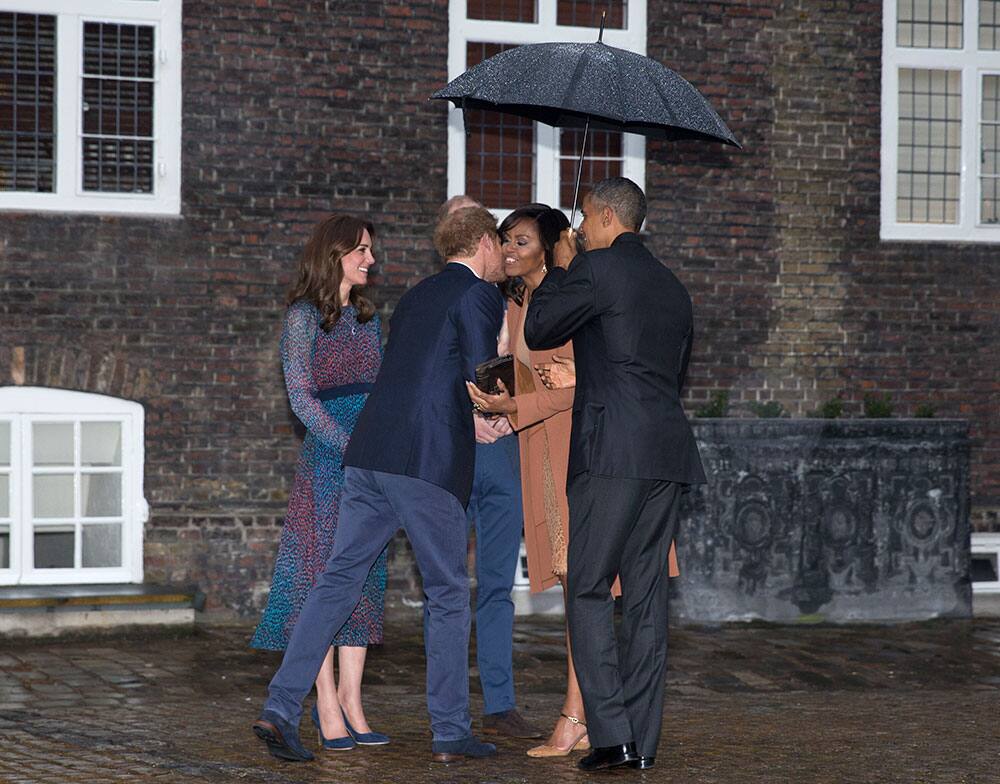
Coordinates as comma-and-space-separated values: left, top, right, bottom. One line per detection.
468, 205, 680, 758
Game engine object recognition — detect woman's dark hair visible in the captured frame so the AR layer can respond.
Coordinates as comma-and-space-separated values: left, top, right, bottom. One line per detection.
498, 203, 571, 305
287, 214, 376, 331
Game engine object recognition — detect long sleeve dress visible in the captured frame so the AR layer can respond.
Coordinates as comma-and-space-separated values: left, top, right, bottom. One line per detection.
251, 301, 388, 650
507, 296, 678, 594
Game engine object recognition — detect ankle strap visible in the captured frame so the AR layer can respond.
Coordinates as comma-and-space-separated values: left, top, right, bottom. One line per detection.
560, 712, 586, 728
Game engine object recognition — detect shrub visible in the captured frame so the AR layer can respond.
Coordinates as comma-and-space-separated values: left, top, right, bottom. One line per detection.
695, 390, 729, 418
914, 403, 936, 418
863, 392, 894, 418
748, 400, 786, 418
813, 397, 844, 419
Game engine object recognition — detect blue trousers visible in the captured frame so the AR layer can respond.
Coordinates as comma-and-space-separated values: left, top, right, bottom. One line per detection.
467, 435, 523, 715
265, 467, 472, 741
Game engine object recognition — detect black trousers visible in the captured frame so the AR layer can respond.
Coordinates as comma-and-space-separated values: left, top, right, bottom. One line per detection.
566, 473, 681, 757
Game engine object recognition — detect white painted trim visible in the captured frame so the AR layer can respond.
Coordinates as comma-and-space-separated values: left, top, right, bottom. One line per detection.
446, 1, 648, 215
0, 387, 146, 586
0, 0, 181, 216
880, 0, 1000, 243
972, 532, 1000, 594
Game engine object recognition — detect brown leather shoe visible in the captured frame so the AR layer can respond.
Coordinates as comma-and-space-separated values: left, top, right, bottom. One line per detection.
481, 709, 544, 739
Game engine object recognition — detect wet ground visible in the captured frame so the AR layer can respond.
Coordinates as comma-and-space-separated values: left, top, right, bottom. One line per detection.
1, 615, 999, 783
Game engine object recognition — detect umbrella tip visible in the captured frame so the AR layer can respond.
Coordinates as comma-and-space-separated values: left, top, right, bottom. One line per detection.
598, 10, 606, 42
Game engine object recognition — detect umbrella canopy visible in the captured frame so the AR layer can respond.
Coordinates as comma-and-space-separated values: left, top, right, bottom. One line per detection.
432, 41, 740, 148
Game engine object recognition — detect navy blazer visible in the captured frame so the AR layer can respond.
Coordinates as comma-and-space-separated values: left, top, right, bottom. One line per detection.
523, 233, 706, 486
344, 263, 504, 506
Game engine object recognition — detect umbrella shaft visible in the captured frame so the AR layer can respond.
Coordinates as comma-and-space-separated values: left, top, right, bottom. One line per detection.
569, 117, 591, 229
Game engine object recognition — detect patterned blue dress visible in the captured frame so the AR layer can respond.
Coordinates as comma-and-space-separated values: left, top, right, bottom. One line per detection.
251, 301, 388, 650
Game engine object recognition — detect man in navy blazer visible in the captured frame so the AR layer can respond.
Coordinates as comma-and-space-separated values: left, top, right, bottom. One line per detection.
254, 207, 506, 763
524, 178, 706, 773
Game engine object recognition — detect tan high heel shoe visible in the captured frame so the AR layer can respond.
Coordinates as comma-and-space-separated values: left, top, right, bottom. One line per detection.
526, 713, 590, 757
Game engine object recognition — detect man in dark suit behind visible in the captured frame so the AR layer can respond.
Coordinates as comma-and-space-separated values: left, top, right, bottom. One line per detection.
254, 207, 506, 763
523, 178, 707, 772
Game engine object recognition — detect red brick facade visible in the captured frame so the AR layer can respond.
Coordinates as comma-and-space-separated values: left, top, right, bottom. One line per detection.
1, 1, 997, 612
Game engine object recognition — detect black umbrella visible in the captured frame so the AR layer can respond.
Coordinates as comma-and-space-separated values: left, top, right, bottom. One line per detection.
432, 18, 740, 223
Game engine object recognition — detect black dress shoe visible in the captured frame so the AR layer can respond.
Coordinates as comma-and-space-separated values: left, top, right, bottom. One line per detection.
578, 742, 638, 771
629, 756, 656, 770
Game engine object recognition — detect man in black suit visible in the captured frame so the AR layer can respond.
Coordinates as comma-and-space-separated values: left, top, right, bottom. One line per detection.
523, 178, 706, 772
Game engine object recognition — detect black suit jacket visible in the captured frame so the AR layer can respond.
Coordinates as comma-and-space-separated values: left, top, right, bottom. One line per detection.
523, 232, 706, 485
345, 262, 504, 506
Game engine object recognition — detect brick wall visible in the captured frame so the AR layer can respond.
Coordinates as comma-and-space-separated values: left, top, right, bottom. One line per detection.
645, 0, 1000, 530
2, 0, 997, 615
1, 0, 451, 613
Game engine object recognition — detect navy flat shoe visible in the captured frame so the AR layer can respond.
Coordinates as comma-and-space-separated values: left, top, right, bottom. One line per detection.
310, 705, 355, 751
343, 710, 390, 745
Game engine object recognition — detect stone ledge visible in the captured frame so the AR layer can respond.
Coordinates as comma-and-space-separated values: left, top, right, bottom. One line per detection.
0, 584, 201, 637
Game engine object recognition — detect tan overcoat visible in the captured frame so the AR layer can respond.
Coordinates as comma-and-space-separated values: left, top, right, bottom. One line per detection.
507, 299, 678, 594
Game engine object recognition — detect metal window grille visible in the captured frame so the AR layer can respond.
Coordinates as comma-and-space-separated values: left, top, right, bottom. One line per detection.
464, 42, 535, 209
981, 75, 1000, 223
81, 22, 155, 194
0, 13, 56, 192
896, 68, 962, 223
557, 0, 627, 29
558, 128, 623, 209
466, 0, 537, 23
980, 1, 1000, 49
897, 0, 963, 48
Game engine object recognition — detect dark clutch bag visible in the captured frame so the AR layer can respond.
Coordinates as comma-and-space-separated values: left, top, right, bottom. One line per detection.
475, 354, 515, 397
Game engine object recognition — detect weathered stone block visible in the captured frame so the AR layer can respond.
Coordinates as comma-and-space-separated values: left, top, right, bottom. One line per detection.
674, 419, 971, 623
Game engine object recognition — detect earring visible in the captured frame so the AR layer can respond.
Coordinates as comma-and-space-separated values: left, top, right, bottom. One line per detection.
542, 263, 548, 274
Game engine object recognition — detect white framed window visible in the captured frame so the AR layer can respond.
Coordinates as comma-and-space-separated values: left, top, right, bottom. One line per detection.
881, 0, 1000, 242
972, 532, 1000, 593
0, 387, 148, 586
448, 0, 647, 219
0, 0, 181, 216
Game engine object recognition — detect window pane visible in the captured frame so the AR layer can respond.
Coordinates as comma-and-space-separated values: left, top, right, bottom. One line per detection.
34, 527, 74, 568
0, 13, 56, 192
82, 422, 122, 467
0, 421, 9, 465
980, 0, 1000, 49
81, 473, 121, 517
896, 68, 961, 223
465, 42, 535, 209
982, 76, 1000, 223
32, 422, 73, 466
466, 0, 536, 22
0, 475, 8, 518
81, 22, 155, 194
33, 474, 74, 518
0, 524, 8, 569
82, 523, 121, 567
558, 0, 627, 29
559, 129, 624, 211
897, 0, 963, 48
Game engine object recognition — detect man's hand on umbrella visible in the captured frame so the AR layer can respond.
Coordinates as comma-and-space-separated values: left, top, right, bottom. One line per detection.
554, 228, 578, 270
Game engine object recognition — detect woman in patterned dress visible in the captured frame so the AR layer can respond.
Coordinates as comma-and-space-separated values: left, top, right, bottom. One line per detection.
251, 214, 389, 750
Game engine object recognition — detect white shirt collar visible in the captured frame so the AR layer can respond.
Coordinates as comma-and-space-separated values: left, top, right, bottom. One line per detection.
447, 260, 482, 279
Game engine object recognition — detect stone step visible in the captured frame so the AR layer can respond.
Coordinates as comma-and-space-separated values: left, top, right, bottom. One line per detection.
0, 584, 202, 637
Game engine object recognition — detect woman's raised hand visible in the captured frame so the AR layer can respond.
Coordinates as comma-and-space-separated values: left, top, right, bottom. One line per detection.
535, 355, 575, 390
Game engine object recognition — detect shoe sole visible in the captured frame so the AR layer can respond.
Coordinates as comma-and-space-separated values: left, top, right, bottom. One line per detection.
578, 758, 638, 772
431, 750, 498, 764
252, 720, 312, 763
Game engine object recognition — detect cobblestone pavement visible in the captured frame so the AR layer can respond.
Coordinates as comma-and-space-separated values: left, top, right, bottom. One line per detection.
1, 616, 999, 783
